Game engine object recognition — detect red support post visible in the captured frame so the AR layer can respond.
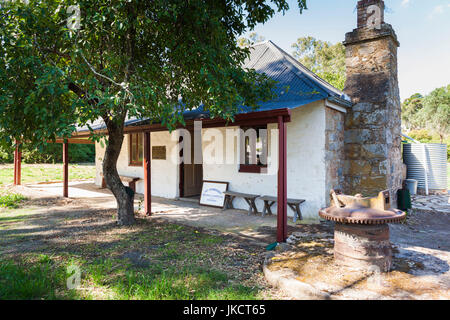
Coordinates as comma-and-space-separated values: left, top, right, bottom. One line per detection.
277, 116, 288, 243
13, 144, 18, 185
17, 145, 22, 186
63, 142, 69, 197
144, 131, 151, 216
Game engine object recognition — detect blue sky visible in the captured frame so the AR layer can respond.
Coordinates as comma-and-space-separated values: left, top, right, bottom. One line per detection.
245, 0, 450, 101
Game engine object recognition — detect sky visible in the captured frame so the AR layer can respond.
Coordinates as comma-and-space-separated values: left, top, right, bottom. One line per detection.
244, 0, 450, 101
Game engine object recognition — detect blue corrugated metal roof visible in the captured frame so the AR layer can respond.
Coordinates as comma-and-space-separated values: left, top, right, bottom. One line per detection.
77, 40, 351, 132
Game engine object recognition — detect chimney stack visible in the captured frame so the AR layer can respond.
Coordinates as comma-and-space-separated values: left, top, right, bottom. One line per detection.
343, 0, 402, 204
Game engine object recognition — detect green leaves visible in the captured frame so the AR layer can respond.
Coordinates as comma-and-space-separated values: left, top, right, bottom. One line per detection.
0, 0, 307, 148
291, 36, 346, 90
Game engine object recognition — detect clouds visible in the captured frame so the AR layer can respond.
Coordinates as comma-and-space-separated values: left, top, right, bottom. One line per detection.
428, 3, 450, 19
401, 0, 411, 7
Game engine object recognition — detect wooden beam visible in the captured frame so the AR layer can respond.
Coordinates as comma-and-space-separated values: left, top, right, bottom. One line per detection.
144, 132, 151, 216
63, 142, 69, 197
277, 116, 288, 243
47, 138, 95, 145
71, 108, 292, 138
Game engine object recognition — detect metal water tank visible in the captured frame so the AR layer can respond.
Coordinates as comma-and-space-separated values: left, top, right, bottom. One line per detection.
403, 143, 448, 191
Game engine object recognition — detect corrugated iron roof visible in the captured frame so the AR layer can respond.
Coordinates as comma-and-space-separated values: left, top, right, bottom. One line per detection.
77, 40, 351, 132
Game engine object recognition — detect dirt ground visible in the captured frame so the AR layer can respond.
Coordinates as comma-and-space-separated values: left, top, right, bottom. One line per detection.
2, 183, 449, 299
267, 209, 450, 300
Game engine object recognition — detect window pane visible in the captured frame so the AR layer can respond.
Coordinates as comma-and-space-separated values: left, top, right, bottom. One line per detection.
138, 133, 143, 162
131, 134, 137, 162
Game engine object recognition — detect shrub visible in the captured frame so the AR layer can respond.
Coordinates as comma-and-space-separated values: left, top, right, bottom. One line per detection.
0, 193, 26, 208
0, 143, 95, 164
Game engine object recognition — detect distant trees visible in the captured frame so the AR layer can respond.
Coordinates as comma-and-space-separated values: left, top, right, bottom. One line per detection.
419, 85, 450, 144
238, 32, 266, 47
291, 36, 346, 90
401, 93, 424, 131
402, 86, 450, 144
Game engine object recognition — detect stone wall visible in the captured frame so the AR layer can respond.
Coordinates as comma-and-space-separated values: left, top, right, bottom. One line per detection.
343, 0, 403, 204
325, 106, 345, 204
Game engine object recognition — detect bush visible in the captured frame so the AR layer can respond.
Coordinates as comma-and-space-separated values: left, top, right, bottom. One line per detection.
0, 193, 26, 208
0, 143, 95, 164
406, 129, 449, 161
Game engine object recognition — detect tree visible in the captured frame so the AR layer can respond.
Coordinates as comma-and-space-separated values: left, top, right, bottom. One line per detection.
0, 0, 307, 225
291, 36, 346, 90
401, 93, 424, 131
417, 85, 450, 143
237, 32, 266, 47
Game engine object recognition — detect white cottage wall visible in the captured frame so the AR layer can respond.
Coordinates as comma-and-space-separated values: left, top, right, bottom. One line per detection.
95, 131, 179, 199
94, 100, 328, 219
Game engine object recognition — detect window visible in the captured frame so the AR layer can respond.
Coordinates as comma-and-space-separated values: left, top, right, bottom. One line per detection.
239, 125, 268, 173
129, 133, 143, 166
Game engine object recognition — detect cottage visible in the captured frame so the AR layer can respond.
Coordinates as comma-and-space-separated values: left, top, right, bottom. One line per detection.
75, 0, 401, 223
75, 40, 352, 221
13, 0, 403, 243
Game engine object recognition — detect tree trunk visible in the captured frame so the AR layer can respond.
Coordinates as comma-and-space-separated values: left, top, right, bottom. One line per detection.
102, 117, 135, 226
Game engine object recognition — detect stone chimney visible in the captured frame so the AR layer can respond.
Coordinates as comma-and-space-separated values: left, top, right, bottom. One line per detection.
343, 0, 402, 203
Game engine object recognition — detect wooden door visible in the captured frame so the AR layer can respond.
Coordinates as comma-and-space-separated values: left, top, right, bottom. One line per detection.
181, 131, 203, 197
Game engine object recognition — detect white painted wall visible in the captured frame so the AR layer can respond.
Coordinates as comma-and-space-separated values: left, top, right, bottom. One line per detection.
95, 131, 179, 199
95, 100, 328, 219
202, 100, 327, 219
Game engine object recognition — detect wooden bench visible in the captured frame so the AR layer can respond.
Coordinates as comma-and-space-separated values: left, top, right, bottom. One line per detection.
100, 173, 141, 193
223, 191, 260, 215
260, 196, 305, 222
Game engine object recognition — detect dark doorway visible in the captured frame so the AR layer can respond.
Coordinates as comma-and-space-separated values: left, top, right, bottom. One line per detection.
180, 130, 203, 198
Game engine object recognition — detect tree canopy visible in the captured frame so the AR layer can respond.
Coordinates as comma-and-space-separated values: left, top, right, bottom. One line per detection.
417, 85, 450, 143
0, 0, 307, 224
401, 93, 424, 131
291, 36, 346, 90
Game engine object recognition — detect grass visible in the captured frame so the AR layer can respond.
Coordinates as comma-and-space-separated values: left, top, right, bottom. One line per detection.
0, 193, 26, 208
0, 255, 258, 300
0, 164, 96, 185
0, 256, 79, 300
0, 201, 267, 300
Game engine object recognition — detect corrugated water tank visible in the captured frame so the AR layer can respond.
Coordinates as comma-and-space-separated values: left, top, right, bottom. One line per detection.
403, 143, 447, 191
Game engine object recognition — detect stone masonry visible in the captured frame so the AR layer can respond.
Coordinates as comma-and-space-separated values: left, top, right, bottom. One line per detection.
343, 0, 403, 203
325, 107, 345, 204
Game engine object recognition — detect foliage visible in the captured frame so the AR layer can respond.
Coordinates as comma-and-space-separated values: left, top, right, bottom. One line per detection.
0, 193, 26, 208
406, 129, 450, 160
237, 32, 266, 47
401, 93, 424, 131
0, 0, 307, 223
291, 36, 346, 90
417, 85, 450, 143
0, 144, 95, 164
407, 129, 433, 143
0, 0, 307, 149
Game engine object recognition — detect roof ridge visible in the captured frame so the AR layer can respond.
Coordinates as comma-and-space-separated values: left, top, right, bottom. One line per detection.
265, 40, 347, 99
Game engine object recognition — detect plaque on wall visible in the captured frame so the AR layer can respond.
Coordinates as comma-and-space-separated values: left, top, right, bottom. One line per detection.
152, 146, 166, 160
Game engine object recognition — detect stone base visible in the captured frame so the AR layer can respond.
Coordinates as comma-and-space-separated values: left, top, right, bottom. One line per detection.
334, 223, 392, 272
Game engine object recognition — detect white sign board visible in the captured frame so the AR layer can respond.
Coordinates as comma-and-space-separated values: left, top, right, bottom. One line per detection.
199, 181, 228, 208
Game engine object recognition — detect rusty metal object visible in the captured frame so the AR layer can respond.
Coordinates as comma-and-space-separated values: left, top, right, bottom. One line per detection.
330, 189, 391, 211
319, 205, 406, 225
334, 224, 392, 272
320, 190, 406, 272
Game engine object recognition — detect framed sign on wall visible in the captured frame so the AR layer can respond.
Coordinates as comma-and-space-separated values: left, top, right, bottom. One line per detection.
152, 146, 166, 160
199, 181, 229, 208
